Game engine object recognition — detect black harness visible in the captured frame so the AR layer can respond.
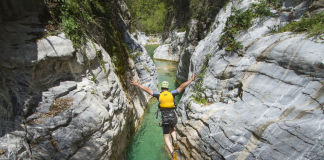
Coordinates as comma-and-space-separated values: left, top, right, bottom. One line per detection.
154, 91, 179, 127
155, 106, 178, 127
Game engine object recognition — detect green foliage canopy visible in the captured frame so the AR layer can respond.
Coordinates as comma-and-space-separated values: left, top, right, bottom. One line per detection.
270, 11, 324, 40
219, 0, 274, 52
47, 0, 106, 47
125, 0, 168, 34
45, 0, 130, 86
190, 54, 213, 105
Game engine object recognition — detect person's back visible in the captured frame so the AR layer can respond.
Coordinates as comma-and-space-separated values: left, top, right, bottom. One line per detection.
130, 74, 196, 160
159, 90, 175, 109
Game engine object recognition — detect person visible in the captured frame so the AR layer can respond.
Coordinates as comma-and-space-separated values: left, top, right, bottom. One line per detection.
130, 74, 197, 160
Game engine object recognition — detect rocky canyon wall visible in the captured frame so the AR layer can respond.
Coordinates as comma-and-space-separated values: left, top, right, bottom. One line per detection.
0, 1, 157, 159
175, 0, 324, 159
153, 0, 229, 84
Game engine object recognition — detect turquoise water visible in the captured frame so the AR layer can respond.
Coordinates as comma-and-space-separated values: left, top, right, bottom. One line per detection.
126, 45, 183, 160
144, 44, 159, 59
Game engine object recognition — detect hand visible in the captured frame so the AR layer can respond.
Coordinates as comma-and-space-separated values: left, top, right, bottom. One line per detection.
191, 73, 197, 81
131, 77, 139, 86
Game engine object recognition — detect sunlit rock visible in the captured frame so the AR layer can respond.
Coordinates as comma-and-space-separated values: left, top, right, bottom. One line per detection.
175, 0, 324, 159
0, 1, 158, 160
153, 31, 186, 61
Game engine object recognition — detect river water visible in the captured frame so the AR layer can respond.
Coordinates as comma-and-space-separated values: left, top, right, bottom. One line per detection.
126, 45, 183, 160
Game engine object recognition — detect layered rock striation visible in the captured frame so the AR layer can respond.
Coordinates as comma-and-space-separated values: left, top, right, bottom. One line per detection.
176, 0, 324, 159
0, 1, 157, 159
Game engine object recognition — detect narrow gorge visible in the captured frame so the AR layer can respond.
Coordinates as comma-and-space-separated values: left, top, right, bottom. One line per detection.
126, 44, 182, 160
1, 0, 324, 159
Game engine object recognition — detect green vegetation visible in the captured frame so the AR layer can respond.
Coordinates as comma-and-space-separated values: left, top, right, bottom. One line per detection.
219, 0, 275, 52
163, 41, 170, 45
125, 0, 169, 34
91, 75, 97, 82
190, 54, 212, 105
43, 0, 130, 86
47, 0, 106, 48
191, 0, 206, 19
91, 89, 97, 94
144, 66, 150, 72
269, 11, 324, 40
252, 1, 274, 18
188, 102, 192, 110
179, 26, 187, 32
126, 0, 226, 37
267, 0, 281, 9
129, 51, 143, 59
190, 0, 218, 22
91, 41, 108, 81
222, 0, 231, 11
149, 37, 158, 42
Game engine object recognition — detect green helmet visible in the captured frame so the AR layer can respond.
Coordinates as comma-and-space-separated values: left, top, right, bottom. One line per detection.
161, 81, 169, 89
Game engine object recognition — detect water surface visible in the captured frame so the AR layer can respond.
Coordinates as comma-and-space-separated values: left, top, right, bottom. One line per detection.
126, 45, 182, 160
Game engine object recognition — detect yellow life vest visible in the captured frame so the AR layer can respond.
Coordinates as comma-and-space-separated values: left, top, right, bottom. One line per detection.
159, 91, 175, 109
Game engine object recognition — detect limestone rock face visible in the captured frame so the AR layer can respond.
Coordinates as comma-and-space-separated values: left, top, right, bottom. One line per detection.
282, 0, 313, 18
153, 31, 186, 61
133, 31, 161, 46
159, 0, 229, 83
0, 1, 157, 160
306, 0, 324, 16
175, 0, 324, 160
176, 44, 196, 84
0, 34, 152, 160
134, 31, 149, 46
37, 33, 75, 62
121, 20, 159, 101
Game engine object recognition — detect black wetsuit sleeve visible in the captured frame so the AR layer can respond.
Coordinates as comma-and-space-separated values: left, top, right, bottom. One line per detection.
153, 91, 160, 98
171, 89, 179, 96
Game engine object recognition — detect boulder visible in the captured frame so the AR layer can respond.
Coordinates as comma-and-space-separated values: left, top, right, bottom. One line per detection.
121, 19, 159, 101
153, 31, 186, 62
37, 33, 75, 61
134, 31, 149, 45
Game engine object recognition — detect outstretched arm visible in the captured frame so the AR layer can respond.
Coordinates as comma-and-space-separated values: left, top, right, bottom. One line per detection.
177, 73, 197, 93
131, 78, 154, 96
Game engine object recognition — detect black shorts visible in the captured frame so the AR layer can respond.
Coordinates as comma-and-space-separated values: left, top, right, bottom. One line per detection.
161, 109, 177, 134
162, 126, 175, 134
